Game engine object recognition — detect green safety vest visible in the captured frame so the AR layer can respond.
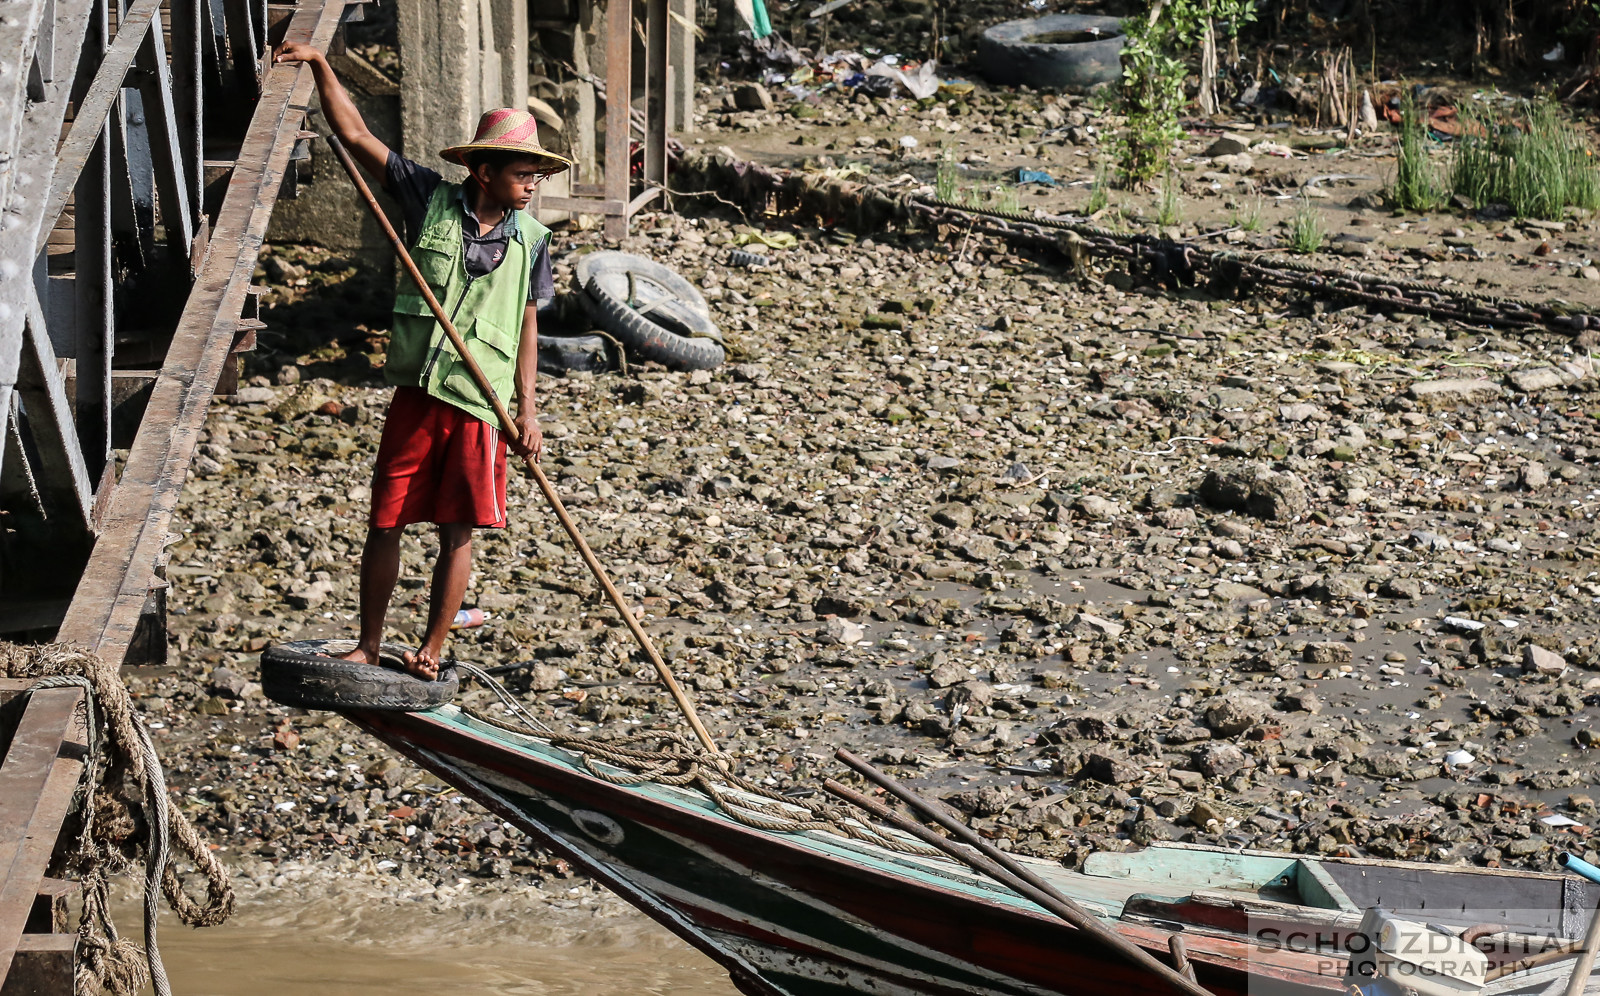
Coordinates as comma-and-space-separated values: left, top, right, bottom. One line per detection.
387, 181, 551, 425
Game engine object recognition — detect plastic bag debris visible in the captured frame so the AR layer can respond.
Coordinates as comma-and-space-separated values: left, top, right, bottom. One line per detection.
1015, 168, 1057, 186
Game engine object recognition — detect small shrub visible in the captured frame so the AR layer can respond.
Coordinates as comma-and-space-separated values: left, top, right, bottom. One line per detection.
1390, 96, 1446, 212
1288, 195, 1326, 253
1451, 99, 1600, 220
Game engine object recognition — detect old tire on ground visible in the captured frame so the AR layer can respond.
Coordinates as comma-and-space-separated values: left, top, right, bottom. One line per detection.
576, 251, 725, 371
975, 14, 1126, 91
539, 331, 618, 376
260, 639, 458, 711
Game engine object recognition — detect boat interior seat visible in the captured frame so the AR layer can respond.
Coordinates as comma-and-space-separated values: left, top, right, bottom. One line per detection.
1082, 844, 1358, 911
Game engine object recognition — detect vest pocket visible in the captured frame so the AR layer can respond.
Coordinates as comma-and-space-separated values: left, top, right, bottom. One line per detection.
411, 242, 455, 290
440, 315, 518, 412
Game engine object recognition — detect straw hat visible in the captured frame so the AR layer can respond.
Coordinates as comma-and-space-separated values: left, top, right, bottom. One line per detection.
440, 108, 572, 175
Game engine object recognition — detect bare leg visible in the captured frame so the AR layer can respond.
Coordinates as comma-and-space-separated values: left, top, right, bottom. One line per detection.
406, 523, 473, 680
340, 525, 403, 668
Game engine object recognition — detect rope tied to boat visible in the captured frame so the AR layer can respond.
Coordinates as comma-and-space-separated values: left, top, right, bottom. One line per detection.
545, 732, 941, 856
0, 643, 237, 996
453, 665, 937, 854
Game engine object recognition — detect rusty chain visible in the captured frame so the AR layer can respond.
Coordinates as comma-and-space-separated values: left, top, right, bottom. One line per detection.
907, 195, 1600, 335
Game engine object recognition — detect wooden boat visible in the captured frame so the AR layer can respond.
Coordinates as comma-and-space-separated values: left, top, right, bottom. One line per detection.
351, 703, 1600, 996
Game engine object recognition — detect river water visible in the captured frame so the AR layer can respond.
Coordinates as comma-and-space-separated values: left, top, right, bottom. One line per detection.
126, 887, 740, 995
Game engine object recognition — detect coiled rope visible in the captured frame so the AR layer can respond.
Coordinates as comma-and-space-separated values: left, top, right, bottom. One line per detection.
453, 667, 937, 856
0, 643, 235, 996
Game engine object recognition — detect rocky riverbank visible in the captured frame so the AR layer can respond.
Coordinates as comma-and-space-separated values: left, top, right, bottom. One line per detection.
132, 188, 1600, 917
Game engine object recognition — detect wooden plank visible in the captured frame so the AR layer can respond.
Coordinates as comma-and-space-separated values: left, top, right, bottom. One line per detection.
0, 687, 85, 993
626, 184, 661, 216
531, 195, 625, 214
642, 0, 667, 188
35, 0, 162, 257
57, 0, 347, 664
0, 933, 76, 995
602, 0, 630, 240
133, 15, 195, 256
17, 290, 94, 530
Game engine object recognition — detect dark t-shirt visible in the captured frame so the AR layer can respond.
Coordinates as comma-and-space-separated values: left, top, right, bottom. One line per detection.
384, 151, 554, 302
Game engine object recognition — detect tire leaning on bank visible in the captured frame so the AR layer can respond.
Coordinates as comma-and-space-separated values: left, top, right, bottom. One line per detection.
261, 639, 459, 711
576, 250, 726, 371
976, 14, 1127, 91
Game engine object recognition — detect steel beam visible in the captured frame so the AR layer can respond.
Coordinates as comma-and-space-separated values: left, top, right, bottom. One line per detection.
0, 0, 96, 487
35, 0, 162, 257
0, 0, 52, 213
133, 14, 196, 257
58, 0, 348, 663
17, 290, 95, 529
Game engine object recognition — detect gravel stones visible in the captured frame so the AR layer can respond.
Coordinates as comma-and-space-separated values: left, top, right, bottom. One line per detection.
1198, 462, 1309, 521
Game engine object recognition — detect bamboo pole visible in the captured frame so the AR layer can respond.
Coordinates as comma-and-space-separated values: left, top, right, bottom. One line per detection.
324, 133, 718, 753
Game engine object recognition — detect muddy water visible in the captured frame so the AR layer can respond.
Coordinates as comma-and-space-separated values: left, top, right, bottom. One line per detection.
127, 890, 739, 995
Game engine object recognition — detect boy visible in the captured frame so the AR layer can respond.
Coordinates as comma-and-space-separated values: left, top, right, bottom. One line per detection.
273, 42, 571, 680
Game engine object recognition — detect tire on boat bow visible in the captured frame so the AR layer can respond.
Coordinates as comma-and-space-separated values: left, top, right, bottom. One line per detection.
260, 639, 459, 710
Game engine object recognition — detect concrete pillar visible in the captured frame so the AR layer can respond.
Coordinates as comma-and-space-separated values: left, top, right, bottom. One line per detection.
489, 0, 526, 118
668, 0, 693, 132
397, 0, 525, 172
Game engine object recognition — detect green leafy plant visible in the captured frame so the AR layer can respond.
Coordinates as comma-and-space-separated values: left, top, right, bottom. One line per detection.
1451, 99, 1600, 220
1390, 95, 1446, 212
1288, 194, 1326, 253
1116, 1, 1257, 188
1156, 169, 1183, 226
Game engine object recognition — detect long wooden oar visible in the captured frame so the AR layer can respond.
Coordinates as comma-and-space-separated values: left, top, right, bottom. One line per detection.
830, 750, 1216, 996
325, 133, 717, 753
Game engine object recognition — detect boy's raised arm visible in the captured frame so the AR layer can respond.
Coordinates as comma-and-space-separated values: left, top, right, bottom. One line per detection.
272, 42, 391, 183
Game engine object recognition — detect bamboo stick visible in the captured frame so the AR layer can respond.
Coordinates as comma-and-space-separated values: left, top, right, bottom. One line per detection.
324, 133, 718, 753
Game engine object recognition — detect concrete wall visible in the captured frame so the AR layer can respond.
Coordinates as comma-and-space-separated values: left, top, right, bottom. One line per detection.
266, 51, 402, 251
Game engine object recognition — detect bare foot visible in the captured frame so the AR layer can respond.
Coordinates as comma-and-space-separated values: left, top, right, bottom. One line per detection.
338, 643, 380, 668
401, 647, 440, 681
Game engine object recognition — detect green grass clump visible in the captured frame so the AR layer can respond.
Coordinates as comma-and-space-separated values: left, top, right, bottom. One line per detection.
1390, 96, 1447, 212
1232, 195, 1264, 232
1451, 100, 1600, 221
1288, 194, 1326, 253
1156, 170, 1183, 227
990, 184, 1020, 214
1085, 159, 1111, 215
934, 151, 959, 202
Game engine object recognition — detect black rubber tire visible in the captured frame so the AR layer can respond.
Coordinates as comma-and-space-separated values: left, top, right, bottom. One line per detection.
260, 639, 459, 711
976, 14, 1126, 91
539, 331, 618, 376
575, 251, 725, 371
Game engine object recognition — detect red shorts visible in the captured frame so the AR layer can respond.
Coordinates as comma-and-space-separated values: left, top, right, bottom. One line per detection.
369, 387, 508, 528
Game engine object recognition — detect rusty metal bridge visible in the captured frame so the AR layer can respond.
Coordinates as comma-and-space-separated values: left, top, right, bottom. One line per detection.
0, 0, 352, 983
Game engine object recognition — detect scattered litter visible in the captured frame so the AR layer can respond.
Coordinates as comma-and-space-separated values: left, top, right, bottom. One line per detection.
452, 607, 488, 630
733, 230, 799, 250
1442, 616, 1487, 633
1444, 750, 1476, 767
1015, 169, 1057, 186
1541, 813, 1581, 827
898, 135, 918, 150
862, 58, 942, 100
1544, 43, 1566, 62
728, 248, 771, 269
